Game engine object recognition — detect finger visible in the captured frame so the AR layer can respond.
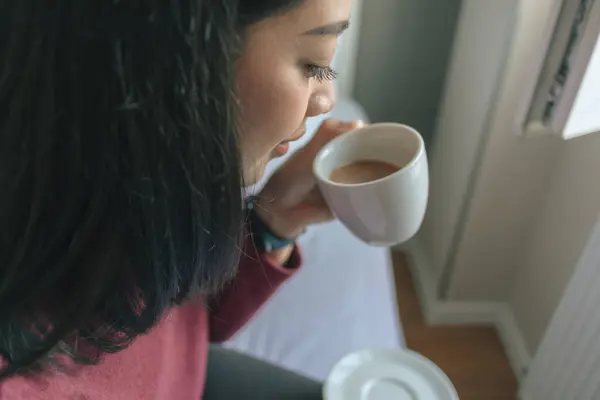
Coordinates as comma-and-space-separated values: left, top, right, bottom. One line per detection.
293, 203, 334, 226
324, 119, 364, 140
308, 203, 335, 224
292, 190, 335, 225
311, 119, 365, 149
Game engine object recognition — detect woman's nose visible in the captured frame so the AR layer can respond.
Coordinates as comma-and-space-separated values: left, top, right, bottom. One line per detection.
306, 82, 335, 117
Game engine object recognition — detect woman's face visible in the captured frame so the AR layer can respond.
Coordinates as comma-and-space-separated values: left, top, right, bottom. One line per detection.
236, 0, 354, 184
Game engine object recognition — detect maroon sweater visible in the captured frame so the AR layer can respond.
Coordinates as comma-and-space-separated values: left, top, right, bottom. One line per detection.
0, 239, 299, 399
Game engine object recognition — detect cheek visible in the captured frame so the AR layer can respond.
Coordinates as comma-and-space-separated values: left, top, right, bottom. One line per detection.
237, 63, 310, 153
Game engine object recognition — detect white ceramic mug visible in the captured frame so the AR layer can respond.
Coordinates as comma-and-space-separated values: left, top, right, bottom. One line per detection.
313, 123, 429, 246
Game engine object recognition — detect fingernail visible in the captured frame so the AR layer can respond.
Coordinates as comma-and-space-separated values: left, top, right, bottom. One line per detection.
326, 119, 363, 131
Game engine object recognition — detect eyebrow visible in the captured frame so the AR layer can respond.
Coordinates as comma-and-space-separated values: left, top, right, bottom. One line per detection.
303, 20, 350, 36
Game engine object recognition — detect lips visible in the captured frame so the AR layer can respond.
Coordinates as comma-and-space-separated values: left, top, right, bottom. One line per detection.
283, 125, 307, 144
274, 125, 307, 156
275, 142, 290, 156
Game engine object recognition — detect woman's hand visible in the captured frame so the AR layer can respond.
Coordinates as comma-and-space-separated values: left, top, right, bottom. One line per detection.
255, 119, 364, 240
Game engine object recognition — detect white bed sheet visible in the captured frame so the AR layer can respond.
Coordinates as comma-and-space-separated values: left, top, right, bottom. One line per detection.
225, 221, 403, 381
226, 99, 404, 381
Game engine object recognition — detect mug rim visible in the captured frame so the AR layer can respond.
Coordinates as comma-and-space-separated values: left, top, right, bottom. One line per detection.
313, 123, 425, 188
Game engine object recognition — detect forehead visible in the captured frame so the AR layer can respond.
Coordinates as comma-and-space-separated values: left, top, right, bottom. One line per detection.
256, 0, 354, 35
291, 0, 354, 26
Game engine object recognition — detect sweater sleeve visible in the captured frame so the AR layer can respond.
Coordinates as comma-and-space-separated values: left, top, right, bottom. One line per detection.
208, 237, 301, 342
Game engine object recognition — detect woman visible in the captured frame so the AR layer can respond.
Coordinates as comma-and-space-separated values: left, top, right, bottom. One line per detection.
0, 0, 356, 398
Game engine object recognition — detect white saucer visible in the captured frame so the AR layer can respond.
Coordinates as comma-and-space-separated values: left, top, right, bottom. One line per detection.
324, 349, 458, 400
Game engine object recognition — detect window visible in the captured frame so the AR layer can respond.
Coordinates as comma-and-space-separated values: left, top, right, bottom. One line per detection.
564, 34, 600, 137
526, 0, 600, 139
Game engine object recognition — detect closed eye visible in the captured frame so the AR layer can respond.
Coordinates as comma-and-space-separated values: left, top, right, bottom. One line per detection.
305, 64, 338, 83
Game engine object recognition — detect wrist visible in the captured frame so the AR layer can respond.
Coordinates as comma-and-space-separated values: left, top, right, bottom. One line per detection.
246, 202, 299, 257
254, 206, 305, 240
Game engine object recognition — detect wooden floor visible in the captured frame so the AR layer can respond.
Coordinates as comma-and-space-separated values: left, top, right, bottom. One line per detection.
392, 252, 518, 400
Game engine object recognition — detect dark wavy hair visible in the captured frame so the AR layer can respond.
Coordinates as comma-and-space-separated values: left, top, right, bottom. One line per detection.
0, 0, 303, 378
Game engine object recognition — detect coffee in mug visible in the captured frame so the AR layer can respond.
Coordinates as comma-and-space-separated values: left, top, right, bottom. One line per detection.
313, 123, 429, 246
329, 160, 401, 185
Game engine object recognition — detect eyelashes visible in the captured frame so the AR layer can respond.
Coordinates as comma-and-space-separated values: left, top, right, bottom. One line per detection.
305, 64, 338, 83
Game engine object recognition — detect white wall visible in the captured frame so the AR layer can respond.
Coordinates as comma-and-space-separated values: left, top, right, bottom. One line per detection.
443, 0, 566, 301
419, 0, 520, 285
415, 0, 600, 356
331, 0, 364, 99
353, 0, 461, 145
519, 216, 600, 399
509, 132, 600, 353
